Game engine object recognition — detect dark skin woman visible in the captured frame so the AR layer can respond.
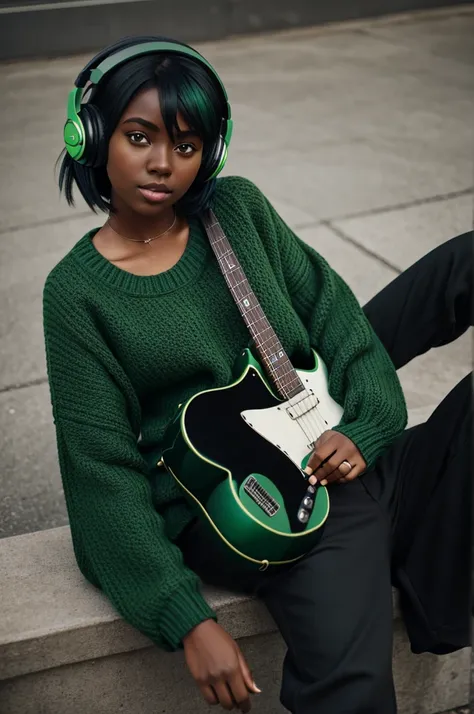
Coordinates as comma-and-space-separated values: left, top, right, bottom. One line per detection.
45, 37, 472, 714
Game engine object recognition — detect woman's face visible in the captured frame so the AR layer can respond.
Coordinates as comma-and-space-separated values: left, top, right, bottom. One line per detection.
107, 87, 204, 218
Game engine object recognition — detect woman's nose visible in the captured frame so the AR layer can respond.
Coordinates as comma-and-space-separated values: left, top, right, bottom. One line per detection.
147, 144, 172, 175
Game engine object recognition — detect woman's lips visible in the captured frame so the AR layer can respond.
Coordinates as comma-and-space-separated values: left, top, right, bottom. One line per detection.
138, 187, 172, 203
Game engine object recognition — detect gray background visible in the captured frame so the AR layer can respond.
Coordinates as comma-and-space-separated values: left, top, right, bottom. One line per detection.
0, 0, 473, 60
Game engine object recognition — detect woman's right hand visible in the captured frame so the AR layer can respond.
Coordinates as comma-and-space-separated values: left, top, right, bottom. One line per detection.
183, 619, 261, 712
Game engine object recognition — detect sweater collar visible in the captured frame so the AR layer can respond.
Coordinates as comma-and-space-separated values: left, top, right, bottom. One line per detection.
71, 217, 210, 296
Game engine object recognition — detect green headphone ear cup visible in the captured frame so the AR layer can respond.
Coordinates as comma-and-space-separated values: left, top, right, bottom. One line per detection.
64, 118, 85, 160
64, 87, 86, 161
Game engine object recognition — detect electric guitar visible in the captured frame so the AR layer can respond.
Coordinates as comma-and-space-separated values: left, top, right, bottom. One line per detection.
161, 212, 343, 571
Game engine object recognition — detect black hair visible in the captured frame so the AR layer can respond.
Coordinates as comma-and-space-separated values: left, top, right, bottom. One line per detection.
58, 44, 226, 216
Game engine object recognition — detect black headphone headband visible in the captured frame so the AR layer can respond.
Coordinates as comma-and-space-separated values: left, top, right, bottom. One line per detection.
75, 35, 197, 88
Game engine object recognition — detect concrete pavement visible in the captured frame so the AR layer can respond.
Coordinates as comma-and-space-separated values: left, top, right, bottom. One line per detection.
0, 6, 473, 537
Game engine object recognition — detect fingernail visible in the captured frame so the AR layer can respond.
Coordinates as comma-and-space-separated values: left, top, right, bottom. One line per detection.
304, 466, 312, 475
308, 475, 317, 485
320, 479, 328, 486
253, 683, 262, 693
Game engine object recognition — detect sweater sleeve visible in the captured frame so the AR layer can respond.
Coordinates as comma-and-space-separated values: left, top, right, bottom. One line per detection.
43, 275, 216, 651
243, 179, 408, 468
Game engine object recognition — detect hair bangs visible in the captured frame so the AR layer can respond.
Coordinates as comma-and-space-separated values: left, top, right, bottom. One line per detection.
155, 56, 221, 146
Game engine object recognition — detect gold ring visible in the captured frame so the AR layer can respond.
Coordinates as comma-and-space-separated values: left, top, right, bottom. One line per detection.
338, 460, 352, 475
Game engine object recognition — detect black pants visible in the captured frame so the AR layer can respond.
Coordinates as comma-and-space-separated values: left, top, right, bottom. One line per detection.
178, 232, 473, 714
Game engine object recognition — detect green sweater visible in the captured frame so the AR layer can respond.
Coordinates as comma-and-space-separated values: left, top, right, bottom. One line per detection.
43, 176, 407, 651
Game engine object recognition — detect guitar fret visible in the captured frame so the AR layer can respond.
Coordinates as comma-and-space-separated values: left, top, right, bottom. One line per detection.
248, 320, 271, 341
260, 336, 281, 348
262, 357, 299, 383
246, 321, 271, 332
232, 278, 248, 289
204, 209, 305, 400
262, 358, 293, 377
242, 308, 260, 319
260, 353, 290, 374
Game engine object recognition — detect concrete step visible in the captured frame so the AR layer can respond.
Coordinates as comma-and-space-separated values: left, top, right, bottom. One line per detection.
0, 526, 470, 714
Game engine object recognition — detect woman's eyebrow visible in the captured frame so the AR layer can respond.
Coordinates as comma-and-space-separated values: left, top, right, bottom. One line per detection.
122, 117, 159, 131
121, 119, 199, 140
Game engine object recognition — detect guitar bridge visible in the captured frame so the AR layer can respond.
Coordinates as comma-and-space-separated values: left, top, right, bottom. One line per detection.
243, 476, 280, 517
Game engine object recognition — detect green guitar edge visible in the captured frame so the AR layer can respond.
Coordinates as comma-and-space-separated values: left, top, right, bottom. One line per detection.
168, 465, 305, 569
161, 348, 330, 566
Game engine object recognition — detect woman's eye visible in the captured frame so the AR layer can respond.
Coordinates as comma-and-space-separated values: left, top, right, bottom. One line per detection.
175, 143, 195, 155
127, 132, 149, 145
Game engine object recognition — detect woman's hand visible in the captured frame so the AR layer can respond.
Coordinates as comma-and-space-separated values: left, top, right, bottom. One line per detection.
183, 619, 261, 712
304, 430, 366, 486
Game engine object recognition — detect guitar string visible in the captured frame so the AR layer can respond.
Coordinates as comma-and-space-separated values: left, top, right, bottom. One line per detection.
231, 273, 320, 450
215, 245, 298, 394
222, 262, 318, 448
214, 235, 324, 449
228, 263, 326, 448
213, 228, 328, 453
246, 319, 317, 449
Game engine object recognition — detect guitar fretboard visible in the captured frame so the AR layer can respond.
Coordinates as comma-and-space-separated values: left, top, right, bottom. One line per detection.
203, 210, 304, 401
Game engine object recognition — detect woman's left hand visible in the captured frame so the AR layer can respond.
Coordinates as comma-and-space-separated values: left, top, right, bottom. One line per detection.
304, 430, 366, 486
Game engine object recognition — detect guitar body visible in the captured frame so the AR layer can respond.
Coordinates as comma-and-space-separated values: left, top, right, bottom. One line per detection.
162, 348, 343, 570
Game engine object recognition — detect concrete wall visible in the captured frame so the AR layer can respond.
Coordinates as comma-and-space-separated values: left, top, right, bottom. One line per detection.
0, 0, 473, 61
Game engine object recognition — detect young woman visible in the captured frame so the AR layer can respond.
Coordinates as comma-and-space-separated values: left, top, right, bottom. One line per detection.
44, 35, 472, 714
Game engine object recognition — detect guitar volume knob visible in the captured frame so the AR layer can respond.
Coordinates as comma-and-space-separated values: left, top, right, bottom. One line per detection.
298, 509, 309, 523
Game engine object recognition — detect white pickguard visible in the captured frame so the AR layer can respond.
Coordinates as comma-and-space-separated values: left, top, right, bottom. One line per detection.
241, 355, 343, 468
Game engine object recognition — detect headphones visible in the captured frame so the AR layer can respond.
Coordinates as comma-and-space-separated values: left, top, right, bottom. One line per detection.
63, 36, 233, 180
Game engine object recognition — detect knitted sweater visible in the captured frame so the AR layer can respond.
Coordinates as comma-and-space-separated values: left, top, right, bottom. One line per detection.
43, 176, 407, 652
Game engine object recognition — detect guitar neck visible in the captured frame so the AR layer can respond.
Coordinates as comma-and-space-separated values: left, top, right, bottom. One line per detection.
204, 211, 304, 401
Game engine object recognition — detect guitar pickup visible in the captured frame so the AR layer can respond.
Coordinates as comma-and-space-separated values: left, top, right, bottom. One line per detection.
244, 476, 280, 517
285, 391, 319, 420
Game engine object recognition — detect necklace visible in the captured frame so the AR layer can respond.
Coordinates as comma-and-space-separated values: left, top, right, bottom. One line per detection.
106, 210, 177, 244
